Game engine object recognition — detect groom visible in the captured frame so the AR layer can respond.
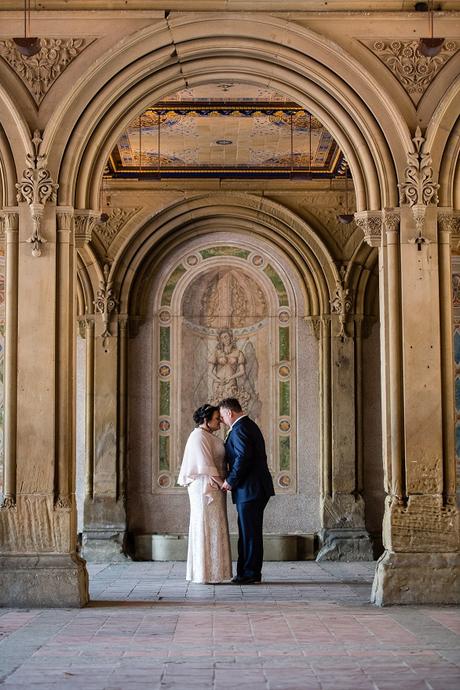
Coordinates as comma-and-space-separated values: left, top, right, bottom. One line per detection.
219, 398, 275, 584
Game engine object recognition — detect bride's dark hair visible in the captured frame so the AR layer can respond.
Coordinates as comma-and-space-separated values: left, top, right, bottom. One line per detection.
193, 404, 219, 426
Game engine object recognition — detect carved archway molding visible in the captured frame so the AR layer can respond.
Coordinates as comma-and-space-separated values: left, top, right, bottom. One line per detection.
35, 13, 412, 212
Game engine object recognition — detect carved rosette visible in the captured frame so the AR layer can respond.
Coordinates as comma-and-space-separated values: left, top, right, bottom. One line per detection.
94, 208, 141, 252
16, 130, 58, 257
0, 38, 92, 106
354, 210, 382, 247
399, 127, 439, 243
94, 263, 119, 347
74, 210, 99, 247
363, 39, 458, 105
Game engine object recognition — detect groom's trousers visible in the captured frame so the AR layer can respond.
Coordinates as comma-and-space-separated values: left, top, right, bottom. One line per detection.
236, 497, 269, 580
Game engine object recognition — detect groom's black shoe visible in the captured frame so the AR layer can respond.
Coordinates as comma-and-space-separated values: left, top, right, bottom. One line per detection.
231, 576, 261, 585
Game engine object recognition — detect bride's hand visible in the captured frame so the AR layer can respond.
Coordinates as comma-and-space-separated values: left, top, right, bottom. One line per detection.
209, 476, 223, 489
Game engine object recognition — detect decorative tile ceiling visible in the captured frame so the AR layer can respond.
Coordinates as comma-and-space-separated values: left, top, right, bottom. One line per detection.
107, 84, 345, 179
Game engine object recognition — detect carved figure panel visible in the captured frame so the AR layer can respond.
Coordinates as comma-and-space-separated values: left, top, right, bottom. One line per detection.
153, 244, 299, 494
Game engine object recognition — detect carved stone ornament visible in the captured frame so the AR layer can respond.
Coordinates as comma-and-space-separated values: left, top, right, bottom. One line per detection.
74, 210, 99, 247
94, 207, 141, 252
399, 127, 439, 246
330, 264, 353, 339
438, 210, 460, 235
16, 130, 58, 257
363, 39, 458, 105
354, 210, 382, 247
0, 38, 92, 106
304, 315, 322, 340
94, 263, 119, 347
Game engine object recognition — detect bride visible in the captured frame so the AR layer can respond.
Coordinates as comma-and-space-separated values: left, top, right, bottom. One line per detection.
178, 404, 232, 584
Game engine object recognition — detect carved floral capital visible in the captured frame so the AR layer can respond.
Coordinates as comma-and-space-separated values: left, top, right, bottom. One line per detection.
354, 210, 382, 247
74, 210, 99, 247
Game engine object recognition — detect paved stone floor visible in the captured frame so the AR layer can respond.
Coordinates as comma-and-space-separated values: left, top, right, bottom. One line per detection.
0, 561, 459, 690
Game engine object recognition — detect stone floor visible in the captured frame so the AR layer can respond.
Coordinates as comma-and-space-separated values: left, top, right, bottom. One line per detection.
0, 561, 459, 690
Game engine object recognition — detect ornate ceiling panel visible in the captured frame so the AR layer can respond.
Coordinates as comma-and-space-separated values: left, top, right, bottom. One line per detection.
108, 85, 344, 179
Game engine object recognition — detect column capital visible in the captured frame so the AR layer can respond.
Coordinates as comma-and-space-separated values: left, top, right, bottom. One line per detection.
354, 210, 382, 247
74, 209, 99, 248
0, 207, 19, 240
438, 208, 460, 236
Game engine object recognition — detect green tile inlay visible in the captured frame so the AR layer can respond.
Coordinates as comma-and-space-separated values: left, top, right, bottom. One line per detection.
279, 381, 290, 416
264, 264, 288, 306
160, 326, 170, 361
279, 327, 290, 361
159, 435, 170, 471
159, 380, 170, 416
161, 264, 186, 306
200, 246, 250, 259
279, 436, 290, 471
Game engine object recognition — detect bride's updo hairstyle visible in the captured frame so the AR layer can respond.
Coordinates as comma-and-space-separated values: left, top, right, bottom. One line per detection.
193, 404, 219, 426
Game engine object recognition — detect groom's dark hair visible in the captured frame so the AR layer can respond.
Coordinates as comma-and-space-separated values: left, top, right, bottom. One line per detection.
218, 398, 242, 412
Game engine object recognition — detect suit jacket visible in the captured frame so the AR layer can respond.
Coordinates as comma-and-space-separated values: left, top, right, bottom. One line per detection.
224, 416, 275, 504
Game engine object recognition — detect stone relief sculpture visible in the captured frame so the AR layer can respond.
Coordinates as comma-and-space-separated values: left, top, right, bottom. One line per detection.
155, 245, 296, 492
207, 329, 260, 416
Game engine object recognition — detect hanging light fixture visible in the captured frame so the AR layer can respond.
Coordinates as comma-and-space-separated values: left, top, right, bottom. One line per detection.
13, 0, 41, 57
337, 163, 354, 225
418, 1, 444, 58
99, 167, 110, 223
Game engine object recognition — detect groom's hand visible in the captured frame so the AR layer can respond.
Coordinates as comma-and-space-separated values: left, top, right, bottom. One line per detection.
221, 480, 232, 492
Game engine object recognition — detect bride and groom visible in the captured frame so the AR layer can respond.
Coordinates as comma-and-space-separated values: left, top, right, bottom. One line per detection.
178, 397, 275, 584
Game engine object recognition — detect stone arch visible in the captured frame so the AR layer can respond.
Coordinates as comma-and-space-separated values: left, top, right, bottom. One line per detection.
41, 14, 410, 211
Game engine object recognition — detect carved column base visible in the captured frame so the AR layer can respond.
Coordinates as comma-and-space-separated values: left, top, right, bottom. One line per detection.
82, 497, 129, 562
81, 529, 129, 562
0, 554, 88, 608
316, 528, 374, 562
371, 551, 460, 606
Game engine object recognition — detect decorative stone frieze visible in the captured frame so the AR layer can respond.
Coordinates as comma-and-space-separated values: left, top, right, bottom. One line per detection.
399, 127, 439, 243
363, 39, 458, 105
94, 207, 141, 252
16, 130, 58, 257
74, 210, 99, 247
354, 210, 382, 247
0, 38, 92, 106
94, 263, 118, 347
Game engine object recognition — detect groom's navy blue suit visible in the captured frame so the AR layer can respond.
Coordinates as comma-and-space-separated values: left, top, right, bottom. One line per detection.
224, 416, 275, 581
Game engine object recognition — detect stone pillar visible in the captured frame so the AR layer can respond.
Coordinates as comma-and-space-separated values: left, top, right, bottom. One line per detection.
81, 264, 127, 562
356, 130, 459, 604
316, 271, 373, 561
0, 140, 88, 606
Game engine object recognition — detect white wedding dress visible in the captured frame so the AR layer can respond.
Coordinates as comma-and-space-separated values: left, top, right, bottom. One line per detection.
178, 428, 232, 584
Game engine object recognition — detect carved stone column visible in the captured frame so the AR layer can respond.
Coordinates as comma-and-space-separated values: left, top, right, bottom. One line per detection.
81, 264, 128, 562
0, 146, 88, 605
358, 129, 459, 605
316, 269, 373, 561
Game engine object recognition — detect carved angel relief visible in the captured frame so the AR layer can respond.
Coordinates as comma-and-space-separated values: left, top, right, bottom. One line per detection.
0, 38, 92, 106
